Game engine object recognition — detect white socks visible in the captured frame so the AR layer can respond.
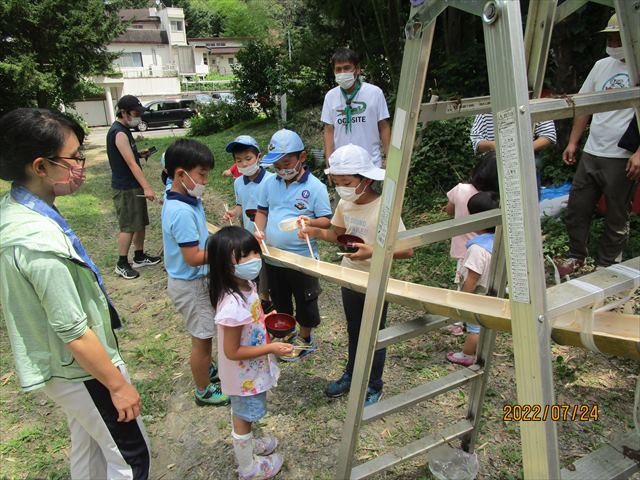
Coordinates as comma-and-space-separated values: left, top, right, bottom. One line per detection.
232, 430, 254, 472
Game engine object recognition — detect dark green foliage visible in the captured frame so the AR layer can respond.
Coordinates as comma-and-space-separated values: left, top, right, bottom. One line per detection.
406, 118, 476, 208
189, 100, 255, 136
232, 40, 288, 118
0, 0, 142, 113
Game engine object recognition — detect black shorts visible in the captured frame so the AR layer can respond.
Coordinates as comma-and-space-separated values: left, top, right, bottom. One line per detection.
265, 264, 321, 328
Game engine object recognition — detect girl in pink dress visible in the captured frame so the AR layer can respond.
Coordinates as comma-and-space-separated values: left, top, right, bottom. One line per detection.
208, 226, 293, 480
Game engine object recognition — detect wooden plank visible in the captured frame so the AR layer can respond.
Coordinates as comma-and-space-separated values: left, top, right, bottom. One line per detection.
208, 223, 639, 360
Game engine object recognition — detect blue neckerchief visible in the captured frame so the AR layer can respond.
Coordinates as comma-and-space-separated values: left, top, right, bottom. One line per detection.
11, 185, 122, 329
466, 233, 494, 253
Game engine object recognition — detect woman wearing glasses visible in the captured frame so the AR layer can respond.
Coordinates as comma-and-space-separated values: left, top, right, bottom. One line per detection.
0, 109, 150, 479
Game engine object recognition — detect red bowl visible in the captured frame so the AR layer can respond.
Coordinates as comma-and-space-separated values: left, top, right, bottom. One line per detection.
245, 209, 257, 222
336, 234, 364, 253
265, 313, 296, 338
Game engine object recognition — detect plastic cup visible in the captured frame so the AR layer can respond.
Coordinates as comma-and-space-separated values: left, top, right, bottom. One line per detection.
278, 217, 299, 232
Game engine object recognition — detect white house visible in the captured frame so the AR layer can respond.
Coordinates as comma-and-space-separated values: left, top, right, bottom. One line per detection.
188, 37, 248, 76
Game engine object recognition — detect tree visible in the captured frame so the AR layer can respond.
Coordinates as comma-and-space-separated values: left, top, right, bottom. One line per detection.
0, 0, 141, 113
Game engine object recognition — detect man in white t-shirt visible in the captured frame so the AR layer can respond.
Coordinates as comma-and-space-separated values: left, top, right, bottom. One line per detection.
559, 14, 637, 275
321, 48, 391, 169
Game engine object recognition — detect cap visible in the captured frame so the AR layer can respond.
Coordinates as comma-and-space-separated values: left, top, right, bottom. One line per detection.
261, 129, 305, 164
600, 14, 620, 33
225, 135, 261, 153
160, 152, 166, 168
324, 144, 385, 181
116, 95, 144, 113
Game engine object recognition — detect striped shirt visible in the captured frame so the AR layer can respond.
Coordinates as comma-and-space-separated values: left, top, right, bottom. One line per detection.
470, 113, 557, 153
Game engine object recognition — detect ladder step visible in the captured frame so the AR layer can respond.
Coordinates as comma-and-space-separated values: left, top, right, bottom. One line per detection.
362, 366, 483, 425
351, 420, 474, 480
376, 315, 452, 350
560, 431, 640, 480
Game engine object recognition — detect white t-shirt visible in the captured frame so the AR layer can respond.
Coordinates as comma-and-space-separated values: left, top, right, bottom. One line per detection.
579, 57, 633, 158
321, 82, 390, 167
331, 196, 405, 272
460, 245, 492, 294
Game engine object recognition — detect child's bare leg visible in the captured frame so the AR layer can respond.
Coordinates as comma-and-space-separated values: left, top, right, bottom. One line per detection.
299, 326, 312, 339
462, 333, 479, 356
233, 415, 252, 435
191, 337, 212, 390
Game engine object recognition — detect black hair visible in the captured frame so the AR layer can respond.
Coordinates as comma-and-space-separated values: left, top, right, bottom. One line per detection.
208, 226, 262, 308
468, 191, 500, 233
0, 108, 85, 183
231, 144, 260, 158
331, 48, 360, 68
470, 151, 499, 192
164, 138, 214, 178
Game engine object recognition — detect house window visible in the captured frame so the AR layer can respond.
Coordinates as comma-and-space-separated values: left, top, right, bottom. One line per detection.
203, 53, 208, 65
228, 57, 235, 65
132, 24, 143, 29
114, 52, 143, 68
170, 20, 184, 32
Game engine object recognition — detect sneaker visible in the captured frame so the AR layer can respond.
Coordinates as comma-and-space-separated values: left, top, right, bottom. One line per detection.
325, 373, 352, 398
131, 253, 162, 268
254, 435, 278, 456
209, 362, 219, 383
365, 387, 383, 406
114, 263, 140, 279
446, 323, 465, 336
446, 351, 476, 367
238, 453, 283, 480
194, 383, 229, 406
555, 257, 584, 278
279, 335, 316, 362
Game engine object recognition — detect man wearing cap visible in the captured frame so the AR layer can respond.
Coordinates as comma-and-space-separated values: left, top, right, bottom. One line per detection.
254, 129, 332, 361
558, 14, 636, 276
321, 48, 391, 169
107, 95, 161, 280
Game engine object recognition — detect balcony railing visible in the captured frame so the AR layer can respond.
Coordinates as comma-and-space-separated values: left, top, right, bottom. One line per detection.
113, 64, 178, 79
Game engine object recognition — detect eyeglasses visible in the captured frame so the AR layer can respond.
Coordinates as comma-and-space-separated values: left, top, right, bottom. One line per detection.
47, 153, 86, 169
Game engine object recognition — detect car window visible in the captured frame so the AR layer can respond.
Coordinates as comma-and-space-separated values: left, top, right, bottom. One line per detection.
180, 100, 195, 108
146, 102, 161, 112
162, 102, 180, 111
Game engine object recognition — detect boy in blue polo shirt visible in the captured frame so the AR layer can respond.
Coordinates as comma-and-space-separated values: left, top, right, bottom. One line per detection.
254, 129, 332, 361
161, 139, 228, 406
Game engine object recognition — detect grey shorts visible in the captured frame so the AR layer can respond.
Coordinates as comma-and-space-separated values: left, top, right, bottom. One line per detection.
167, 276, 216, 339
230, 392, 267, 423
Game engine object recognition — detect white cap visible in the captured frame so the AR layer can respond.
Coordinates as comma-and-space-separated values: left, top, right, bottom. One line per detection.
324, 144, 385, 181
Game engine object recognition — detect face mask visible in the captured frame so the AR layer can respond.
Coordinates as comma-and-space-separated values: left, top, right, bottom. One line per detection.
182, 171, 205, 199
234, 257, 262, 280
238, 162, 260, 177
128, 116, 141, 128
335, 72, 356, 90
276, 161, 300, 180
606, 46, 625, 61
335, 180, 365, 203
46, 161, 86, 196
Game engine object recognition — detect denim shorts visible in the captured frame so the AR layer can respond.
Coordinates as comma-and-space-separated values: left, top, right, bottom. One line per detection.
465, 323, 481, 334
230, 392, 267, 422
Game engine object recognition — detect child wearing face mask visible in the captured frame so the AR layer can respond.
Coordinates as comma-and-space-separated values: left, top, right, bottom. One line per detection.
299, 144, 413, 405
161, 139, 230, 407
208, 226, 293, 480
253, 129, 332, 361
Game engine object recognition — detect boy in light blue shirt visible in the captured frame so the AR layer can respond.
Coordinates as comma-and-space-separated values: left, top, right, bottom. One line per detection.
254, 129, 332, 361
161, 138, 229, 406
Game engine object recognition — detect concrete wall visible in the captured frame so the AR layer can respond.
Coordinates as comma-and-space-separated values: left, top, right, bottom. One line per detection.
70, 100, 110, 127
122, 77, 181, 97
108, 44, 172, 68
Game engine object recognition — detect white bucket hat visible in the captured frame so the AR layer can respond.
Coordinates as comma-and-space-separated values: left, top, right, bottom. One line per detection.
324, 144, 385, 181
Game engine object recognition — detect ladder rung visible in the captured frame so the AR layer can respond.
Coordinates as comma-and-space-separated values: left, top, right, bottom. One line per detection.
350, 420, 474, 480
395, 209, 501, 251
377, 315, 451, 350
362, 366, 483, 425
560, 431, 640, 480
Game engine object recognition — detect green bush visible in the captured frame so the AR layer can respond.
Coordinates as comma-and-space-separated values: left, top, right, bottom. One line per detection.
189, 100, 256, 136
406, 117, 476, 209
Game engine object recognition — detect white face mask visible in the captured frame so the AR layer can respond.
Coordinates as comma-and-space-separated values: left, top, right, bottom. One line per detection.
335, 72, 356, 90
182, 171, 205, 199
606, 46, 625, 61
276, 160, 300, 180
128, 116, 141, 128
238, 162, 260, 177
335, 180, 365, 203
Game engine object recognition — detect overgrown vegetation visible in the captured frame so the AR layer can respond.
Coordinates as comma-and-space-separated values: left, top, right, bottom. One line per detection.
189, 100, 256, 136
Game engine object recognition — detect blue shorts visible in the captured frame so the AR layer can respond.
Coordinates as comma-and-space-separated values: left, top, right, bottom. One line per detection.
465, 323, 481, 334
230, 392, 267, 422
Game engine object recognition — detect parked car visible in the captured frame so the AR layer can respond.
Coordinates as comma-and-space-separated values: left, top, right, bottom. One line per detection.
135, 100, 197, 131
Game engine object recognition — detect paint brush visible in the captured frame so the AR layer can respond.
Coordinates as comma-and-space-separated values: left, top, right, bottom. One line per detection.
253, 223, 270, 256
